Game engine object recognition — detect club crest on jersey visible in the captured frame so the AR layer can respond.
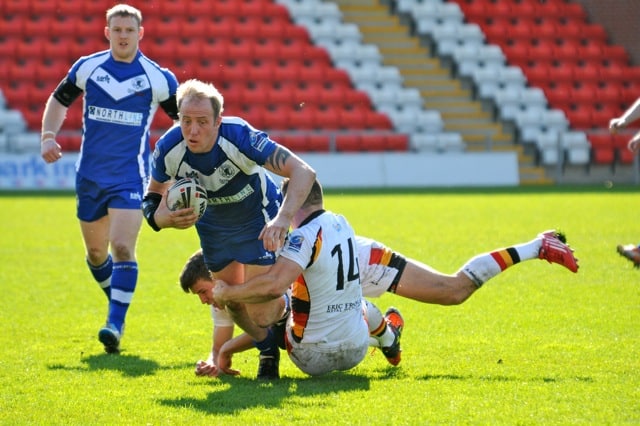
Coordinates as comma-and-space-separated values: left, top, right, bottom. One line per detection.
249, 131, 268, 152
287, 235, 304, 252
219, 164, 235, 179
214, 161, 238, 185
184, 171, 200, 182
131, 77, 147, 91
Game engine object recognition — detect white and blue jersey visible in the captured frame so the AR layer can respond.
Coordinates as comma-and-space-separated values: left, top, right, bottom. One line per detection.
151, 117, 283, 271
61, 50, 178, 185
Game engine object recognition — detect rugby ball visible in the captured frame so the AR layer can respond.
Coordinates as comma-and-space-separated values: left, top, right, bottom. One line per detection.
166, 178, 208, 219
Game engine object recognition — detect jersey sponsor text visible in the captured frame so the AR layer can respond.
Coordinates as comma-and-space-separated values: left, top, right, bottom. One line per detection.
88, 106, 143, 126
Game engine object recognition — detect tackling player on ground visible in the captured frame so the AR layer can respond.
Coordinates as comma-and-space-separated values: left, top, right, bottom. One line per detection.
179, 187, 578, 377
203, 178, 404, 376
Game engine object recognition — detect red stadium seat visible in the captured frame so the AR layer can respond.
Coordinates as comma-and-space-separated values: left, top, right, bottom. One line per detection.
528, 42, 555, 63
565, 108, 592, 130
233, 18, 262, 39
285, 25, 311, 44
185, 1, 215, 16
268, 84, 296, 106
562, 3, 588, 21
582, 24, 609, 44
279, 134, 308, 152
240, 106, 264, 127
49, 18, 78, 38
612, 134, 635, 164
457, 1, 487, 23
365, 111, 393, 130
180, 17, 207, 39
240, 1, 268, 18
291, 107, 318, 130
335, 134, 362, 152
360, 134, 386, 152
385, 134, 409, 151
597, 84, 621, 105
278, 41, 306, 62
260, 18, 288, 40
305, 134, 330, 152
57, 134, 82, 151
522, 64, 550, 86
228, 40, 255, 62
16, 39, 45, 59
4, 0, 30, 15
556, 19, 584, 42
272, 61, 301, 82
243, 84, 270, 105
325, 68, 352, 88
338, 108, 367, 129
318, 86, 345, 107
299, 65, 326, 83
588, 134, 615, 165
602, 45, 630, 66
591, 108, 617, 128
504, 47, 532, 69
345, 90, 373, 109
544, 85, 571, 108
266, 3, 292, 21
554, 41, 580, 62
599, 64, 625, 84
294, 83, 322, 106
314, 108, 340, 130
262, 106, 291, 131
247, 64, 275, 83
570, 84, 598, 105
577, 43, 604, 63
159, 1, 184, 17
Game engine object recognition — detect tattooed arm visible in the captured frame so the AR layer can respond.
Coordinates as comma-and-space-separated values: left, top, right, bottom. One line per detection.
260, 145, 316, 251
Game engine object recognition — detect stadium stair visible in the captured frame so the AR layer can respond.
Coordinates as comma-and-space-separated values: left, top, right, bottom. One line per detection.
330, 0, 551, 184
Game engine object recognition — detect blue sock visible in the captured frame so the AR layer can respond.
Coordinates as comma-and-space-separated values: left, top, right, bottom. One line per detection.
87, 254, 112, 299
107, 261, 138, 334
253, 328, 278, 356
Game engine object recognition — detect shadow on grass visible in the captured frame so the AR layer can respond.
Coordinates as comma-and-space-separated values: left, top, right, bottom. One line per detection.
48, 353, 187, 378
159, 372, 371, 414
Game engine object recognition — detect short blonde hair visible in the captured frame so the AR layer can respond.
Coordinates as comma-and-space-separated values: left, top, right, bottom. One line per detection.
177, 79, 225, 118
106, 4, 142, 27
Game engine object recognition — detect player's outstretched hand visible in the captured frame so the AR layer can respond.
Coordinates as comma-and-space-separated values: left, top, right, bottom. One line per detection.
259, 215, 290, 252
609, 117, 626, 134
195, 359, 219, 377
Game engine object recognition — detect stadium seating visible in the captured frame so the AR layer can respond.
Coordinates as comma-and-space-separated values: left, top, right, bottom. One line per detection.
0, 0, 407, 154
587, 133, 616, 166
448, 0, 640, 169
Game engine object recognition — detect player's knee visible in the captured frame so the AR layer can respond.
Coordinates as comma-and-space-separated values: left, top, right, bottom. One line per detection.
110, 242, 134, 261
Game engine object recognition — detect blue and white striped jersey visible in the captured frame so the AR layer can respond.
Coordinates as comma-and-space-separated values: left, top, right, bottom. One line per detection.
66, 50, 178, 184
151, 117, 283, 231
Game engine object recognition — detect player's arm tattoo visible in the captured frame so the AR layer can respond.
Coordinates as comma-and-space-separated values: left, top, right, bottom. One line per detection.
266, 147, 290, 172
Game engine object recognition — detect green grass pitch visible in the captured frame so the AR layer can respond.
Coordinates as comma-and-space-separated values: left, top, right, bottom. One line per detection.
0, 186, 638, 425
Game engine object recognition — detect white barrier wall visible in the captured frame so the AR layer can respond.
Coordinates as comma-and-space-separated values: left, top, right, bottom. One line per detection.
300, 152, 519, 187
0, 151, 519, 190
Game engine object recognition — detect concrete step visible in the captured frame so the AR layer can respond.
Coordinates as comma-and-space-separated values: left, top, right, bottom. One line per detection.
332, 0, 552, 183
519, 166, 554, 185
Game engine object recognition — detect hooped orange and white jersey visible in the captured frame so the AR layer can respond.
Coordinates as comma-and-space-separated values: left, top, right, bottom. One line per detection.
279, 210, 364, 345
